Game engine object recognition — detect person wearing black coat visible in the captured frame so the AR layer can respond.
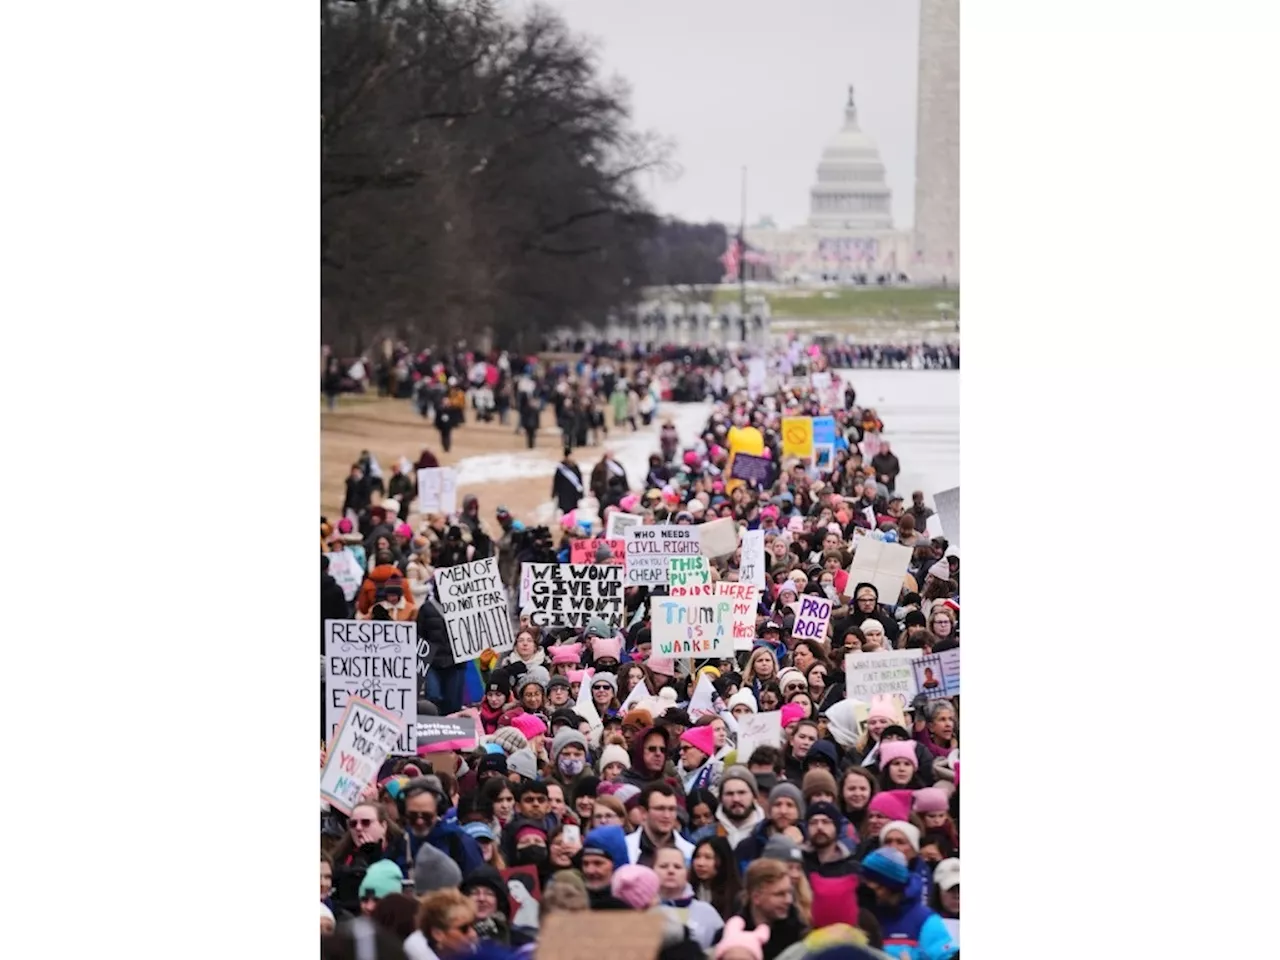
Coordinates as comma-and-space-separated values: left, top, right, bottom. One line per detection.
836, 582, 901, 647
321, 556, 350, 651
551, 448, 584, 515
417, 586, 463, 714
870, 444, 901, 493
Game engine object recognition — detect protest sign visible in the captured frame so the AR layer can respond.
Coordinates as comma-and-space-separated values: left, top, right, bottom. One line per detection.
792, 595, 833, 641
697, 516, 739, 559
728, 452, 774, 488
523, 563, 623, 628
813, 444, 835, 471
605, 510, 641, 539
539, 912, 662, 960
570, 537, 624, 565
502, 867, 543, 928
781, 416, 814, 459
933, 486, 960, 549
651, 588, 734, 658
320, 697, 404, 814
434, 558, 514, 661
687, 673, 718, 719
746, 357, 767, 394
812, 416, 836, 448
327, 549, 363, 602
844, 649, 924, 709
620, 677, 651, 712
844, 538, 913, 604
668, 555, 710, 593
912, 649, 960, 699
414, 715, 478, 754
416, 467, 458, 514
623, 523, 699, 586
811, 370, 833, 394
739, 529, 766, 590
736, 710, 782, 763
324, 621, 417, 752
720, 581, 760, 650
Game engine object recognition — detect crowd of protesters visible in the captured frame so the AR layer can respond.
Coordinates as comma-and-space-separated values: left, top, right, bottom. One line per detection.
321, 341, 959, 960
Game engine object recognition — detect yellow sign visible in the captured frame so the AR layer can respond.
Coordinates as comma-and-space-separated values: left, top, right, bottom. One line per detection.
781, 417, 814, 459
725, 425, 765, 494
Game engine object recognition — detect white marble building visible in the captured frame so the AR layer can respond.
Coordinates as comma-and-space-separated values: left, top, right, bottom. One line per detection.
744, 87, 915, 281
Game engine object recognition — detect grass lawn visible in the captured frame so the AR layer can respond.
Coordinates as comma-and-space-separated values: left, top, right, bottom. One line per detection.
710, 285, 959, 320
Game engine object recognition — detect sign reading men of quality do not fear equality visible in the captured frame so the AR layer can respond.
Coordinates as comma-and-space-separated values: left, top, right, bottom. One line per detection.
324, 620, 417, 753
523, 563, 623, 628
434, 557, 515, 661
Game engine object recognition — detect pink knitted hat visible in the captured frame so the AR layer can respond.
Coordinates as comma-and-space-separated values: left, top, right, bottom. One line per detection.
913, 787, 949, 814
550, 643, 583, 666
878, 740, 918, 770
610, 864, 660, 911
510, 713, 547, 740
867, 790, 913, 822
647, 654, 676, 677
780, 703, 807, 728
566, 667, 595, 685
680, 724, 717, 759
591, 635, 623, 661
868, 695, 900, 723
714, 916, 771, 960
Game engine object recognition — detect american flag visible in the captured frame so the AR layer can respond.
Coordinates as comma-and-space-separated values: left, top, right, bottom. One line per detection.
720, 235, 742, 282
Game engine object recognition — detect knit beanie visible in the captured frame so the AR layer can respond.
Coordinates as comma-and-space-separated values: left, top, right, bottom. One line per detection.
488, 726, 529, 756
590, 671, 618, 693
761, 835, 803, 865
768, 781, 806, 819
486, 671, 512, 698
591, 635, 623, 661
780, 703, 807, 728
507, 747, 538, 781
867, 695, 898, 723
877, 740, 918, 770
720, 765, 759, 798
680, 724, 717, 759
510, 713, 547, 741
622, 709, 653, 729
879, 820, 921, 853
359, 859, 405, 900
581, 824, 630, 870
597, 743, 630, 774
519, 665, 550, 692
801, 767, 838, 804
804, 800, 842, 826
913, 787, 950, 814
714, 916, 771, 960
867, 790, 913, 823
610, 864, 660, 910
586, 618, 614, 639
860, 847, 910, 889
550, 643, 584, 666
727, 688, 758, 714
413, 842, 463, 893
550, 728, 589, 764
611, 783, 642, 810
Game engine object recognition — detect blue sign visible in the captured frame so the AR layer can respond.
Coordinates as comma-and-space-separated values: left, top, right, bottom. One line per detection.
812, 417, 837, 447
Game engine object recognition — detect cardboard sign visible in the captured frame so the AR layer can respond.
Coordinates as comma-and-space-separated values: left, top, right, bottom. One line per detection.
697, 516, 740, 559
668, 555, 710, 591
912, 649, 960, 699
327, 548, 364, 602
933, 486, 960, 549
792, 595, 833, 641
605, 511, 641, 539
736, 710, 782, 764
324, 621, 417, 752
844, 649, 924, 709
538, 912, 662, 960
721, 582, 760, 651
650, 586, 736, 658
570, 538, 624, 565
416, 467, 458, 514
844, 538, 913, 605
434, 558, 514, 661
523, 563, 623, 628
781, 416, 814, 459
414, 715, 479, 754
623, 524, 699, 586
320, 697, 404, 814
812, 416, 837, 448
739, 529, 766, 590
729, 452, 774, 488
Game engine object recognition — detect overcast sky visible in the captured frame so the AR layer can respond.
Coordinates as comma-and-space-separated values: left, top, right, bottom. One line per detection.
507, 0, 922, 230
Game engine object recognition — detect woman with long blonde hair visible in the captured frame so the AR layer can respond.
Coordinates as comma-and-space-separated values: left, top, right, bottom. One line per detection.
741, 645, 780, 698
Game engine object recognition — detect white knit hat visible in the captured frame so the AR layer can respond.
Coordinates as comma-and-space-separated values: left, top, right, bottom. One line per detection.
727, 688, 758, 714
928, 559, 950, 581
597, 743, 630, 774
879, 820, 921, 853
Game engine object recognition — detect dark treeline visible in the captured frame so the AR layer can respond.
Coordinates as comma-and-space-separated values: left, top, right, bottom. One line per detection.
322, 0, 723, 355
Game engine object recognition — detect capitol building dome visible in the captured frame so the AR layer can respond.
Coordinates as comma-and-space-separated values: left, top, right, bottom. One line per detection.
808, 87, 894, 231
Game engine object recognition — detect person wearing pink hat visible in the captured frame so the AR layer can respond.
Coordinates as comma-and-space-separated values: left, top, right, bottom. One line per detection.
677, 722, 721, 794
509, 712, 546, 742
589, 633, 623, 669
646, 654, 676, 688
878, 740, 924, 790
856, 789, 916, 860
914, 786, 959, 852
547, 642, 583, 676
713, 915, 771, 960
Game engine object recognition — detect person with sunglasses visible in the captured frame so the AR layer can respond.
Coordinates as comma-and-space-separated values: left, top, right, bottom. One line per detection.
403, 778, 483, 878
330, 802, 409, 916
413, 888, 479, 959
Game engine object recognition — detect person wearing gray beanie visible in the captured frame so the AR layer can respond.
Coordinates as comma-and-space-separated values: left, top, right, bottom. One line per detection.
720, 764, 759, 797
507, 747, 539, 781
715, 765, 765, 849
413, 839, 463, 893
767, 781, 806, 822
550, 727, 589, 765
590, 671, 618, 693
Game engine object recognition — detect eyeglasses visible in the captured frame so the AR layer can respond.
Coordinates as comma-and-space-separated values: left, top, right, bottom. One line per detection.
349, 818, 375, 828
784, 683, 805, 692
451, 922, 475, 934
645, 745, 667, 754
592, 684, 612, 691
406, 811, 437, 825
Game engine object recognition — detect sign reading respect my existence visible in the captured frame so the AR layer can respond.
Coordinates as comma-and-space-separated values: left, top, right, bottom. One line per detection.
324, 620, 417, 753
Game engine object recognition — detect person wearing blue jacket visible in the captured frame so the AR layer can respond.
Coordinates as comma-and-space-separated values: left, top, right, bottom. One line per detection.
402, 777, 484, 877
859, 847, 957, 960
878, 820, 934, 908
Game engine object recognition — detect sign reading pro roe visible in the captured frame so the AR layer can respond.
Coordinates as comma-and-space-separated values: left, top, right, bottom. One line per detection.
324, 620, 417, 753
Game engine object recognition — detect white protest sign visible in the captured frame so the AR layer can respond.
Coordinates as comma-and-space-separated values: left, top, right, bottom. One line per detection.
574, 672, 603, 733
651, 592, 729, 657
620, 677, 651, 712
324, 621, 417, 752
434, 558, 514, 661
792, 595, 833, 641
933, 486, 960, 549
327, 549, 364, 602
523, 563, 623, 629
417, 467, 458, 514
697, 517, 739, 559
687, 673, 717, 720
623, 524, 699, 586
606, 511, 641, 539
321, 697, 404, 814
844, 649, 924, 711
736, 710, 782, 764
844, 538, 913, 604
925, 513, 944, 539
519, 564, 534, 610
738, 529, 766, 590
720, 582, 760, 651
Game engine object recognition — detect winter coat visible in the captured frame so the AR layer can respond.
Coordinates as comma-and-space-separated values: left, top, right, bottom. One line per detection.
417, 594, 455, 669
321, 573, 350, 651
714, 903, 807, 960
660, 885, 725, 948
357, 564, 407, 616
552, 461, 584, 514
870, 887, 957, 960
624, 825, 696, 866
802, 842, 860, 929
